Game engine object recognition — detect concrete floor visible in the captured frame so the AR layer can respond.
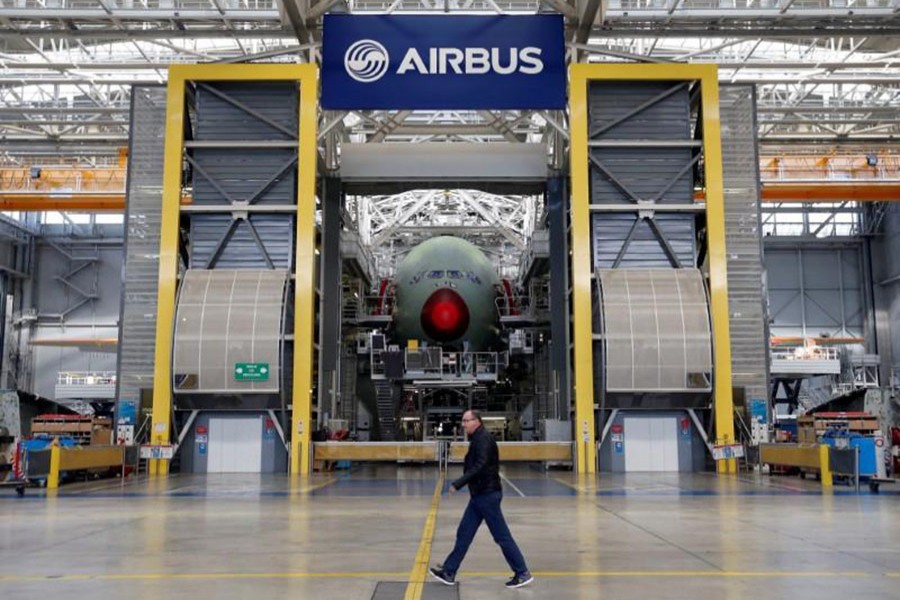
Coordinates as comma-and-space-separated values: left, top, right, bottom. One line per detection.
1, 466, 898, 599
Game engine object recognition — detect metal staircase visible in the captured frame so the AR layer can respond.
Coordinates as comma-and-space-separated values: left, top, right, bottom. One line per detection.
798, 379, 834, 414
340, 354, 358, 426
374, 380, 396, 441
342, 282, 361, 323
44, 238, 100, 322
732, 408, 755, 471
133, 414, 151, 477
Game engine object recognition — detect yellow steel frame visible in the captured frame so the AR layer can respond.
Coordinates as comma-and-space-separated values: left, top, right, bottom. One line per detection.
48, 442, 124, 490
569, 63, 736, 475
759, 443, 832, 487
448, 442, 574, 463
151, 64, 319, 477
313, 442, 440, 462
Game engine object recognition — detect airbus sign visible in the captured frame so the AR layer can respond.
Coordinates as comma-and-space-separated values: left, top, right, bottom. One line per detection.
322, 15, 565, 110
393, 47, 545, 76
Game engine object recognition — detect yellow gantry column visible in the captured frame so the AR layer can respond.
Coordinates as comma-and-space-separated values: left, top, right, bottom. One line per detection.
698, 72, 737, 475
149, 68, 188, 476
568, 63, 735, 476
568, 65, 597, 474
151, 64, 319, 478
291, 66, 320, 476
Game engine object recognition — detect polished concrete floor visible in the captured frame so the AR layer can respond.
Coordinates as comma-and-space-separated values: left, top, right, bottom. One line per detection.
1, 466, 898, 599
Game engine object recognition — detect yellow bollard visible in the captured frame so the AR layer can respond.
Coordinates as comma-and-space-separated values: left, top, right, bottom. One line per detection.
818, 444, 833, 488
47, 438, 61, 490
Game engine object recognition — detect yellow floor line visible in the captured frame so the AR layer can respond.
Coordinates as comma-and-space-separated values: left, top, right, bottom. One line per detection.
552, 476, 600, 495
0, 571, 409, 583
297, 477, 338, 494
466, 570, 872, 578
552, 477, 581, 493
403, 475, 444, 600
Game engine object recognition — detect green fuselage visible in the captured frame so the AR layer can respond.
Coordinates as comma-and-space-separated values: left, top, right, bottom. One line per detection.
392, 236, 501, 351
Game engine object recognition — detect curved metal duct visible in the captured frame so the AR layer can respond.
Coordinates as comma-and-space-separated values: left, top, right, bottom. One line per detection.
172, 269, 290, 402
596, 268, 712, 394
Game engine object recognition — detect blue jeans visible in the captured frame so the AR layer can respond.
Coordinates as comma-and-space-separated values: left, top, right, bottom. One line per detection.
442, 491, 528, 577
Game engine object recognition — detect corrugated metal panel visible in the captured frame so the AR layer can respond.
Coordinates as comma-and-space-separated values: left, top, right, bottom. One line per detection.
189, 215, 295, 270
587, 81, 696, 270
190, 82, 298, 270
589, 148, 694, 205
592, 213, 696, 269
765, 246, 864, 339
720, 85, 770, 393
116, 85, 166, 405
194, 82, 298, 141
588, 81, 691, 140
191, 148, 297, 206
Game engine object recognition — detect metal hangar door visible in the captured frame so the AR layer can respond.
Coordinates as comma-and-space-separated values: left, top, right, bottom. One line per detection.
623, 417, 679, 472
208, 416, 263, 473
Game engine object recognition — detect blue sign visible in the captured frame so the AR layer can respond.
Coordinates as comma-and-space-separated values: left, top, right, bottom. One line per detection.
322, 15, 566, 110
750, 398, 768, 424
117, 399, 138, 426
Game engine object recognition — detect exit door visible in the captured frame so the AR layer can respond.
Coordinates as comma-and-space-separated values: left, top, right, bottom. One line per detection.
207, 417, 263, 473
624, 417, 679, 472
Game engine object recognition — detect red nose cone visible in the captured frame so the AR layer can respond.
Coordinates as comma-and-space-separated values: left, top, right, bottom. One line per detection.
421, 289, 470, 342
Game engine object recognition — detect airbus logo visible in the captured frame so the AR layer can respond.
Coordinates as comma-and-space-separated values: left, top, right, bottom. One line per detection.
344, 41, 545, 83
397, 47, 544, 76
344, 39, 390, 83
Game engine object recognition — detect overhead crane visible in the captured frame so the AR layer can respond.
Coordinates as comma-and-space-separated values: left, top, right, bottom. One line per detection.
2, 153, 898, 211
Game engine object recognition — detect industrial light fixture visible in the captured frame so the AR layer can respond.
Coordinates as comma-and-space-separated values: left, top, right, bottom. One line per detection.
866, 154, 878, 167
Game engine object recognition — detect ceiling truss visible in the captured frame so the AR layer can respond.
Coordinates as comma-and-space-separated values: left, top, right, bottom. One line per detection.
0, 0, 896, 164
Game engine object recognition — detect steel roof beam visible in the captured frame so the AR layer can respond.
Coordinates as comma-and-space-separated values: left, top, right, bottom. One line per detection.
4, 61, 897, 71
574, 0, 605, 44
596, 27, 900, 38
3, 74, 893, 94
0, 28, 291, 40
276, 0, 317, 44
0, 9, 280, 20
758, 106, 900, 113
0, 107, 129, 114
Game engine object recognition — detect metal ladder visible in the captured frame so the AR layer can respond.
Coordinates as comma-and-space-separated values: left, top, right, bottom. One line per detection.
340, 354, 358, 426
374, 380, 396, 441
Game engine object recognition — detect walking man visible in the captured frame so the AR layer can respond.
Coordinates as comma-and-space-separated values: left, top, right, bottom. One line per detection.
430, 410, 533, 589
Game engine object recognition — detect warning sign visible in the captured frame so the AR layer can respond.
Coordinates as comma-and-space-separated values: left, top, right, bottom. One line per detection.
712, 444, 745, 461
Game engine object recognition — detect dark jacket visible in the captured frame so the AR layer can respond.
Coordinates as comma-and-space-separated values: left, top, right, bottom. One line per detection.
452, 425, 502, 497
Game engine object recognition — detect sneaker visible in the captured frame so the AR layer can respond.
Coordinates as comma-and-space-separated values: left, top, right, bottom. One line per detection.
505, 572, 534, 589
429, 566, 457, 586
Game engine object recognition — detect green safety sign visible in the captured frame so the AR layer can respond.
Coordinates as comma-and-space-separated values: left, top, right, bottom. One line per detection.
234, 362, 270, 381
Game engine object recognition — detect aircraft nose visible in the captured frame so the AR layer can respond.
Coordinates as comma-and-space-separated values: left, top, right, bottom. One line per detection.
420, 288, 470, 342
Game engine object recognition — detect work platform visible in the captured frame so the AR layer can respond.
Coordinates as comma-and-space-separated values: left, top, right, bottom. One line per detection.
1, 467, 897, 600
